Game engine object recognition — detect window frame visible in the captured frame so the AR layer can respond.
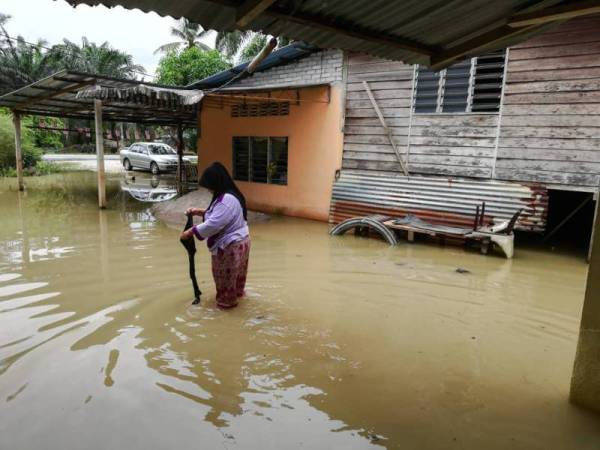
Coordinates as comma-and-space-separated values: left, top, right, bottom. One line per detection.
232, 136, 288, 186
413, 51, 506, 115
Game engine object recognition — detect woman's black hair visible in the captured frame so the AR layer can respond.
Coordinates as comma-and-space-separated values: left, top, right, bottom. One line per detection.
199, 162, 248, 220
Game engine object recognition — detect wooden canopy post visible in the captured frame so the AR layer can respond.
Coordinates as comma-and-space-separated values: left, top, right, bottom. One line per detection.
12, 112, 24, 191
571, 191, 600, 412
177, 123, 184, 194
94, 99, 107, 208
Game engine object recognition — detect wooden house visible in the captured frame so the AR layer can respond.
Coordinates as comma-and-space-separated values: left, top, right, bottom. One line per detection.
195, 15, 600, 236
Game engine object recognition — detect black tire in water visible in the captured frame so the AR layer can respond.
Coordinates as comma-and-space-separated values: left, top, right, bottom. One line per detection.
123, 158, 132, 171
151, 162, 160, 175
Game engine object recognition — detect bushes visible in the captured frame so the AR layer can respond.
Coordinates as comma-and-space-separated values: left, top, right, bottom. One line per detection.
0, 112, 43, 172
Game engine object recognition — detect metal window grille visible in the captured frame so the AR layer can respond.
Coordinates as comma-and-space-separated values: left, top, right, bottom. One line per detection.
232, 136, 288, 185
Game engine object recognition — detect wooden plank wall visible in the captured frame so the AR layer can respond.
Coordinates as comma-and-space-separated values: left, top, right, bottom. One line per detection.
343, 54, 414, 173
342, 16, 600, 189
408, 113, 498, 177
342, 53, 500, 178
496, 15, 600, 189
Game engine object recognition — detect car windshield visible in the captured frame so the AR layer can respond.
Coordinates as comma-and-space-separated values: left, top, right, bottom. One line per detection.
148, 144, 176, 155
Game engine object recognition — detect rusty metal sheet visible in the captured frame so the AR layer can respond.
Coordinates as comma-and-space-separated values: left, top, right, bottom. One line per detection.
330, 170, 548, 232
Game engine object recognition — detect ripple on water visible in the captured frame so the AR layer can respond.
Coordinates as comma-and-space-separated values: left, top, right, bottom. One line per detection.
0, 174, 598, 450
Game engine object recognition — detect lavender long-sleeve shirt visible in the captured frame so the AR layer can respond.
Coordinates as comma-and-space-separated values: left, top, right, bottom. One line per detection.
192, 193, 249, 254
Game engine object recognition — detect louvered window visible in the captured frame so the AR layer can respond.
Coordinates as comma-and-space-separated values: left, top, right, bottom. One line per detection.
471, 50, 506, 112
231, 101, 290, 117
414, 50, 506, 113
414, 67, 440, 113
232, 136, 288, 185
442, 59, 472, 112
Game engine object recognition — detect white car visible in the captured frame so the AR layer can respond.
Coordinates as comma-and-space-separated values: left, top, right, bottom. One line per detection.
120, 142, 195, 175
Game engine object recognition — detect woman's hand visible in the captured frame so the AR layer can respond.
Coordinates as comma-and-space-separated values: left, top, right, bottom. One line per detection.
186, 207, 205, 216
180, 228, 194, 240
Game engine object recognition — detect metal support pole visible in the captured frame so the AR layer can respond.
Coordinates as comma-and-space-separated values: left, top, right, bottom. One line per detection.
12, 112, 24, 191
94, 99, 106, 208
177, 123, 184, 194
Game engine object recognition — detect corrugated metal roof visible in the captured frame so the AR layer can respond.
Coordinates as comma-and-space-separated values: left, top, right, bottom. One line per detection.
190, 41, 319, 89
0, 70, 200, 125
330, 170, 548, 233
64, 0, 565, 67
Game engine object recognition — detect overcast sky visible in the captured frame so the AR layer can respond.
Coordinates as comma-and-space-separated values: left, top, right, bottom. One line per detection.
1, 0, 216, 78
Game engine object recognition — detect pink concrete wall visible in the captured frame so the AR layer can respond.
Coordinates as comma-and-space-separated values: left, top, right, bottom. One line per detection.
197, 86, 344, 222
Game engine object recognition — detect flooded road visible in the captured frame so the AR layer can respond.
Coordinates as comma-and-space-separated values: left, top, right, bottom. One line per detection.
0, 172, 599, 449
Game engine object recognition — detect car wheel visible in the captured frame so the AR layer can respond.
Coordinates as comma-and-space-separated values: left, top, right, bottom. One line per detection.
123, 159, 132, 171
151, 162, 160, 175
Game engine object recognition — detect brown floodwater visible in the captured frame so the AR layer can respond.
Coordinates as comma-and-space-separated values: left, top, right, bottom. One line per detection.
0, 172, 599, 450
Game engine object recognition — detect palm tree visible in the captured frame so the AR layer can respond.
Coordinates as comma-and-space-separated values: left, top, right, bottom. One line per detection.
215, 29, 252, 61
0, 13, 10, 27
216, 31, 293, 64
48, 37, 145, 79
0, 18, 55, 94
154, 18, 212, 54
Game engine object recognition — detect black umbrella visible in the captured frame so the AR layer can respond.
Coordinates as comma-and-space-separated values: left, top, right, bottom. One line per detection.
180, 213, 201, 305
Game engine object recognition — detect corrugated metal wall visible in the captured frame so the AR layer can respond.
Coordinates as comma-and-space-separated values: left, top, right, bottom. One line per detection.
330, 170, 548, 232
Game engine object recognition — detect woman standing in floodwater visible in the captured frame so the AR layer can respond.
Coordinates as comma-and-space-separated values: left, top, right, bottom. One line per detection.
180, 162, 250, 309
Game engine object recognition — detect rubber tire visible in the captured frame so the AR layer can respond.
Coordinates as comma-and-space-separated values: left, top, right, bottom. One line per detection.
151, 162, 160, 175
123, 159, 132, 171
330, 216, 398, 246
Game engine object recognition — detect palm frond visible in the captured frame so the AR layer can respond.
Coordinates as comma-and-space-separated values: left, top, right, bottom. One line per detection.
196, 42, 212, 52
216, 30, 251, 60
0, 13, 11, 27
154, 41, 181, 55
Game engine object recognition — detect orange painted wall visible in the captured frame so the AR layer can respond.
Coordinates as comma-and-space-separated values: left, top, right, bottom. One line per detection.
197, 85, 344, 222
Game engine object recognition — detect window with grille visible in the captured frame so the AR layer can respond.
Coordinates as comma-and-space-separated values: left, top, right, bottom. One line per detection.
232, 136, 288, 185
414, 50, 506, 114
231, 101, 290, 117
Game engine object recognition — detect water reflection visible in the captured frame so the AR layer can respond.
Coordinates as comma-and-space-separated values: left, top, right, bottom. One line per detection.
120, 174, 178, 203
0, 173, 599, 450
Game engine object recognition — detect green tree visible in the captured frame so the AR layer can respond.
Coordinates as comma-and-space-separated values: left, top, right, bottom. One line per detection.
0, 110, 41, 171
240, 33, 268, 63
154, 18, 212, 55
30, 116, 64, 149
156, 47, 231, 86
